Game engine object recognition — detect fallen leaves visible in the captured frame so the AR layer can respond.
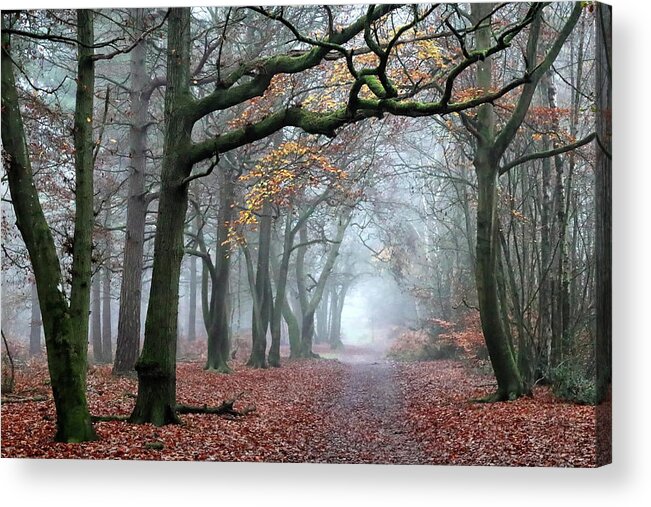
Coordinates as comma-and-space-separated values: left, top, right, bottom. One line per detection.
396, 360, 603, 467
1, 353, 604, 466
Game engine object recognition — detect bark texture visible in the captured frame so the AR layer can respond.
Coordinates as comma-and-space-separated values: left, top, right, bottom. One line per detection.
130, 8, 192, 425
114, 8, 149, 375
1, 11, 97, 441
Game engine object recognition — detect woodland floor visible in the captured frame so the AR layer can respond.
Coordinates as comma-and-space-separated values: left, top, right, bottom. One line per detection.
1, 344, 608, 466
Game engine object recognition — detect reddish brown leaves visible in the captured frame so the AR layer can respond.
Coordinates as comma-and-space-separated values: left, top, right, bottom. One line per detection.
397, 360, 601, 467
1, 360, 350, 462
2, 354, 602, 466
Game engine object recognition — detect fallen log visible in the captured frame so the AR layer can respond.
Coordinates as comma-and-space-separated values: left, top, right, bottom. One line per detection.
88, 395, 255, 423
176, 397, 255, 417
91, 414, 130, 422
1, 395, 49, 404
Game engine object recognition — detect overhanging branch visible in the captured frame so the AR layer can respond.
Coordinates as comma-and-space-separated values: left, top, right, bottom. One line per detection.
499, 132, 595, 175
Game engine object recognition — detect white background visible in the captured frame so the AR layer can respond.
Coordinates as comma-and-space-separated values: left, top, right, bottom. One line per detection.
2, 0, 649, 505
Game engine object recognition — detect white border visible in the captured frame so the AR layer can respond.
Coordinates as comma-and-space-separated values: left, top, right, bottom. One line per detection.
2, 0, 650, 505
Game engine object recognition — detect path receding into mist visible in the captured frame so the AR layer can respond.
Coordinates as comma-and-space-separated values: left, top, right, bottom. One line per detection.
311, 347, 429, 465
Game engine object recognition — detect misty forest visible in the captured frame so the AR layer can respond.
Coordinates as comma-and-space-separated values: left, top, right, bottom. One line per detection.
1, 3, 611, 467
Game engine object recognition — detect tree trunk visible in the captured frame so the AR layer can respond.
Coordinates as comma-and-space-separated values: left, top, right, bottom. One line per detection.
114, 8, 149, 375
466, 2, 581, 400
91, 273, 103, 363
205, 170, 234, 372
328, 289, 340, 348
270, 196, 329, 363
130, 8, 193, 425
188, 230, 197, 343
475, 167, 527, 400
595, 3, 612, 403
247, 201, 272, 368
300, 308, 317, 357
470, 7, 525, 398
539, 81, 553, 376
1, 11, 97, 442
548, 76, 569, 369
499, 228, 533, 384
102, 267, 112, 362
297, 208, 351, 357
473, 1, 527, 400
329, 285, 348, 349
315, 293, 329, 344
269, 210, 294, 367
283, 297, 301, 358
29, 282, 42, 357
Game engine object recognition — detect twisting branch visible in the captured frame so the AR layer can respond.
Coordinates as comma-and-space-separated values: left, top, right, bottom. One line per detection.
92, 85, 111, 167
180, 154, 220, 186
499, 132, 596, 175
440, 3, 544, 107
249, 6, 352, 60
4, 10, 168, 60
324, 6, 335, 37
215, 7, 232, 84
3, 27, 122, 49
3, 50, 69, 95
92, 10, 169, 61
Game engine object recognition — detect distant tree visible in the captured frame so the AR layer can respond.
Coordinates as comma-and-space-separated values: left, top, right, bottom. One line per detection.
91, 272, 103, 362
29, 282, 42, 356
102, 267, 113, 361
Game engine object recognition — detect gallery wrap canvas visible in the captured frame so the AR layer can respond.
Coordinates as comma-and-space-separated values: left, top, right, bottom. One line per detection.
1, 2, 611, 467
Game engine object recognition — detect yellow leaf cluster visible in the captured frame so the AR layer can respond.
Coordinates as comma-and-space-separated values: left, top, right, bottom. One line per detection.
510, 209, 528, 223
414, 39, 447, 68
227, 141, 348, 243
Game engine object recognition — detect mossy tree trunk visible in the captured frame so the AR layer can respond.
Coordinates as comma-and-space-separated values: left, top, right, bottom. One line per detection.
130, 8, 193, 425
247, 201, 273, 368
1, 10, 97, 442
470, 2, 527, 400
204, 169, 235, 372
474, 162, 527, 400
268, 195, 327, 366
467, 2, 581, 400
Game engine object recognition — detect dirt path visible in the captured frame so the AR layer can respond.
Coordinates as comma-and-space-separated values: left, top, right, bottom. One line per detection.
310, 357, 429, 465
